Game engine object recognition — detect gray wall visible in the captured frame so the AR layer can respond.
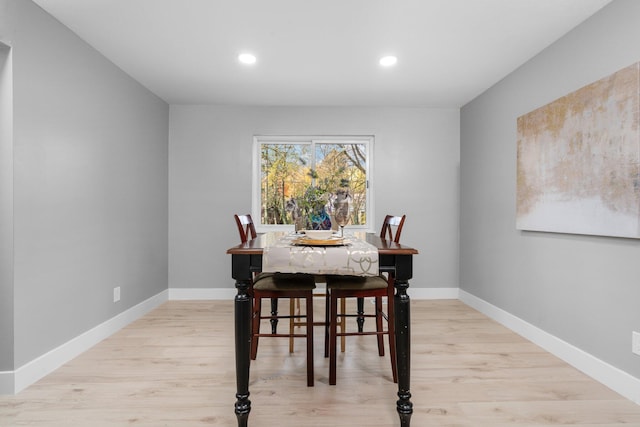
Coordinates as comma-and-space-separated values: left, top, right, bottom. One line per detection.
169, 105, 460, 291
0, 42, 13, 372
1, 0, 169, 368
460, 0, 640, 380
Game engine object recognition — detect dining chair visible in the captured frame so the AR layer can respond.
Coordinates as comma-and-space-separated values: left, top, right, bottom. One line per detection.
325, 214, 406, 385
251, 273, 316, 387
233, 214, 317, 386
234, 213, 327, 352
234, 214, 278, 334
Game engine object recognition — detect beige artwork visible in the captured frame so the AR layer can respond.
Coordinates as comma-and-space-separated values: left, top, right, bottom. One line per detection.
516, 62, 640, 238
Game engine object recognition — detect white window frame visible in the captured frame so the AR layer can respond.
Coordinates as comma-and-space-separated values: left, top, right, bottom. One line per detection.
252, 135, 375, 233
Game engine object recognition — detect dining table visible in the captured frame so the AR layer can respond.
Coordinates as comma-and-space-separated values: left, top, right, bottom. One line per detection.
226, 231, 418, 427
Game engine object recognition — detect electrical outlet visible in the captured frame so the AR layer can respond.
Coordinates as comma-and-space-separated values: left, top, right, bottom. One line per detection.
633, 331, 640, 356
113, 286, 121, 303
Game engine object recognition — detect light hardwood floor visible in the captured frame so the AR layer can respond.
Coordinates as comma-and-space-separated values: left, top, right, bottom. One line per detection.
1, 299, 640, 426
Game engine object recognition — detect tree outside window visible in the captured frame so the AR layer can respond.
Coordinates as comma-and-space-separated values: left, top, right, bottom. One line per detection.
254, 136, 372, 229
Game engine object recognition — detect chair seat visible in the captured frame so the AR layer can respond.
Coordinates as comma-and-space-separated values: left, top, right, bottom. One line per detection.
326, 275, 388, 291
254, 273, 316, 291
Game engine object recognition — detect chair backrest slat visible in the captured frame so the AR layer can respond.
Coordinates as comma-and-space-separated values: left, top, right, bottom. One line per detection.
234, 214, 257, 243
379, 214, 406, 243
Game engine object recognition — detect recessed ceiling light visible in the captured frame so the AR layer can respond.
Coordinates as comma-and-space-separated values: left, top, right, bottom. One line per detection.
238, 53, 257, 65
379, 56, 397, 67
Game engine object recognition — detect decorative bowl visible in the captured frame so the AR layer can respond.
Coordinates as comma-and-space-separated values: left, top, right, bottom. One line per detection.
304, 230, 334, 239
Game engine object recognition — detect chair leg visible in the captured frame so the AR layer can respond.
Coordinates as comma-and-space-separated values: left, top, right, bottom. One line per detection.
270, 298, 278, 334
324, 291, 330, 358
289, 298, 295, 353
375, 296, 385, 356
305, 293, 314, 387
340, 297, 346, 352
329, 292, 338, 385
251, 297, 262, 360
356, 297, 365, 332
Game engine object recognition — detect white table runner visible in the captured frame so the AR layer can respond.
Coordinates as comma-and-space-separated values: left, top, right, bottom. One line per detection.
262, 233, 379, 276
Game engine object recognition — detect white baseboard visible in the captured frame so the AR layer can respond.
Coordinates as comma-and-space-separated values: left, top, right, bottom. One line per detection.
3, 290, 168, 395
458, 289, 640, 405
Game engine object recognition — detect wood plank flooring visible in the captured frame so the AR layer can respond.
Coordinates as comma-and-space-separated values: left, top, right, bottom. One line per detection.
1, 299, 639, 426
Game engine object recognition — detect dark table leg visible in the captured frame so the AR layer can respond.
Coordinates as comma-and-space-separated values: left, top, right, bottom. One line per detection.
234, 278, 252, 427
394, 278, 412, 426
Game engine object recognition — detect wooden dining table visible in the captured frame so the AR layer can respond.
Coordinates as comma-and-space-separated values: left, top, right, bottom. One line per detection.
226, 231, 418, 427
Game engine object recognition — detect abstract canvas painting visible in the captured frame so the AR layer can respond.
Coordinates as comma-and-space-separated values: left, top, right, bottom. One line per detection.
516, 62, 640, 238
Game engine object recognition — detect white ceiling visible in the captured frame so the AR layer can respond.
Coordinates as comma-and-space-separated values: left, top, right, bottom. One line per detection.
33, 0, 612, 108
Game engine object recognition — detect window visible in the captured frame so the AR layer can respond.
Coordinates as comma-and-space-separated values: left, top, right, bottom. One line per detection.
253, 136, 373, 231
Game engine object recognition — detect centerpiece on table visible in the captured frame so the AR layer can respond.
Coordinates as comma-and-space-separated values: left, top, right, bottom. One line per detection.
285, 172, 351, 232
297, 185, 332, 230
